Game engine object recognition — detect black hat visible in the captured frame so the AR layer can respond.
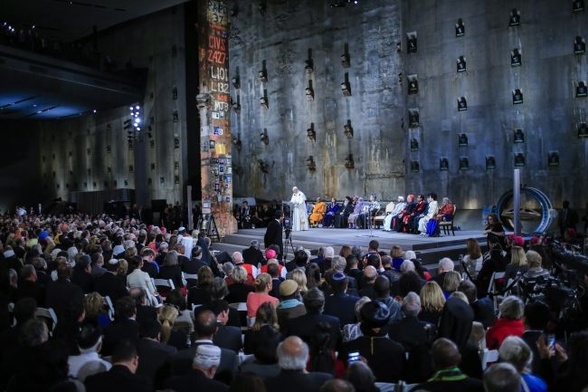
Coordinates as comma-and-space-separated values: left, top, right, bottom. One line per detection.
360, 300, 391, 328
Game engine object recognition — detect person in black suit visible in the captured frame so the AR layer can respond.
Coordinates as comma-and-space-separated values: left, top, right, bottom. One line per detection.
340, 301, 406, 383
458, 280, 495, 329
101, 296, 140, 357
243, 240, 265, 266
14, 265, 45, 306
136, 319, 177, 389
264, 336, 332, 392
286, 287, 342, 350
206, 300, 243, 353
323, 272, 360, 326
45, 260, 85, 322
71, 255, 94, 294
169, 309, 237, 385
264, 210, 284, 261
92, 267, 130, 302
85, 340, 152, 392
388, 292, 435, 352
164, 344, 229, 392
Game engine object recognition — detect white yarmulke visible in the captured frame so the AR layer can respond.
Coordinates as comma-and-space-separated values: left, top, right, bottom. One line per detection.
193, 345, 221, 369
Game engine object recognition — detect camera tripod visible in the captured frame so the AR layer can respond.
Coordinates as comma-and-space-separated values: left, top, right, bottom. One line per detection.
282, 229, 296, 262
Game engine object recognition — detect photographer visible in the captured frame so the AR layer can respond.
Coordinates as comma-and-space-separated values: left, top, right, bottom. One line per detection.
264, 210, 284, 261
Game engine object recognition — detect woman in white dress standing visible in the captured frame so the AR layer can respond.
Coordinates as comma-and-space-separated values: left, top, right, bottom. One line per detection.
290, 186, 309, 231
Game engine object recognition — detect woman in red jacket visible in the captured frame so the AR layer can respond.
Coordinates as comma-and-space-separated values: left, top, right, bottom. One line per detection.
486, 295, 525, 349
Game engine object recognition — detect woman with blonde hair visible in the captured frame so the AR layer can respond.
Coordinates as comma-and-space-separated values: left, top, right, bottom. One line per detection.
419, 281, 446, 326
226, 266, 254, 303
84, 292, 111, 328
463, 238, 483, 280
246, 273, 279, 318
504, 246, 528, 283
158, 304, 188, 350
290, 268, 308, 296
442, 271, 462, 298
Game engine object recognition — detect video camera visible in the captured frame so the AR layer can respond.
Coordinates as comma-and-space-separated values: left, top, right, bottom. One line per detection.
283, 217, 292, 239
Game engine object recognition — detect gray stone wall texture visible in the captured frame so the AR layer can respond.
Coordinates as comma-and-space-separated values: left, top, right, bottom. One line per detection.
229, 0, 588, 209
38, 6, 188, 208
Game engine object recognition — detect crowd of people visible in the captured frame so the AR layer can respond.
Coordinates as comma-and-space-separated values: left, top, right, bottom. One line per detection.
0, 208, 587, 392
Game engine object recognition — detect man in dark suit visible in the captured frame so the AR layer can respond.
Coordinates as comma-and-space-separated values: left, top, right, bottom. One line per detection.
169, 309, 237, 385
14, 264, 45, 306
242, 240, 265, 266
264, 210, 284, 261
85, 340, 152, 392
45, 260, 85, 322
264, 336, 332, 392
286, 287, 342, 350
92, 267, 130, 302
323, 272, 360, 326
206, 300, 243, 353
164, 344, 228, 392
388, 292, 435, 352
136, 319, 177, 389
102, 296, 140, 357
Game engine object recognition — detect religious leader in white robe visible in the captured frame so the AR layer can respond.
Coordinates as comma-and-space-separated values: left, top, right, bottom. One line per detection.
290, 186, 309, 231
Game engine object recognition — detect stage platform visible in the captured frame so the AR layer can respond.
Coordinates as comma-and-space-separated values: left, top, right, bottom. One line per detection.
211, 227, 489, 267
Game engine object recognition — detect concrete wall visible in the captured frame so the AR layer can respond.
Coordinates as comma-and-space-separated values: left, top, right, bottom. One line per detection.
229, 0, 406, 201
37, 5, 190, 210
229, 0, 588, 211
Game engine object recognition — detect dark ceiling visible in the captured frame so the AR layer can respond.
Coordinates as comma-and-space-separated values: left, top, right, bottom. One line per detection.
0, 0, 190, 120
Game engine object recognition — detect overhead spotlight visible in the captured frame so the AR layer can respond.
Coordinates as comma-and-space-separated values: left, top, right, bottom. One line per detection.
408, 108, 420, 128
439, 158, 449, 171
232, 136, 242, 151
305, 86, 314, 101
574, 36, 586, 54
486, 156, 496, 170
407, 74, 418, 95
577, 122, 588, 138
231, 76, 240, 89
511, 48, 522, 67
258, 69, 268, 83
231, 96, 241, 112
509, 8, 521, 26
458, 133, 468, 146
457, 56, 467, 72
260, 130, 269, 145
410, 138, 419, 151
306, 156, 317, 172
406, 32, 417, 54
343, 120, 354, 139
459, 157, 470, 171
457, 96, 467, 111
512, 88, 523, 104
307, 123, 316, 141
410, 161, 420, 172
548, 151, 560, 167
514, 153, 526, 167
258, 160, 270, 173
514, 129, 525, 143
304, 59, 313, 74
576, 81, 587, 97
345, 154, 355, 169
455, 18, 465, 37
260, 96, 269, 109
